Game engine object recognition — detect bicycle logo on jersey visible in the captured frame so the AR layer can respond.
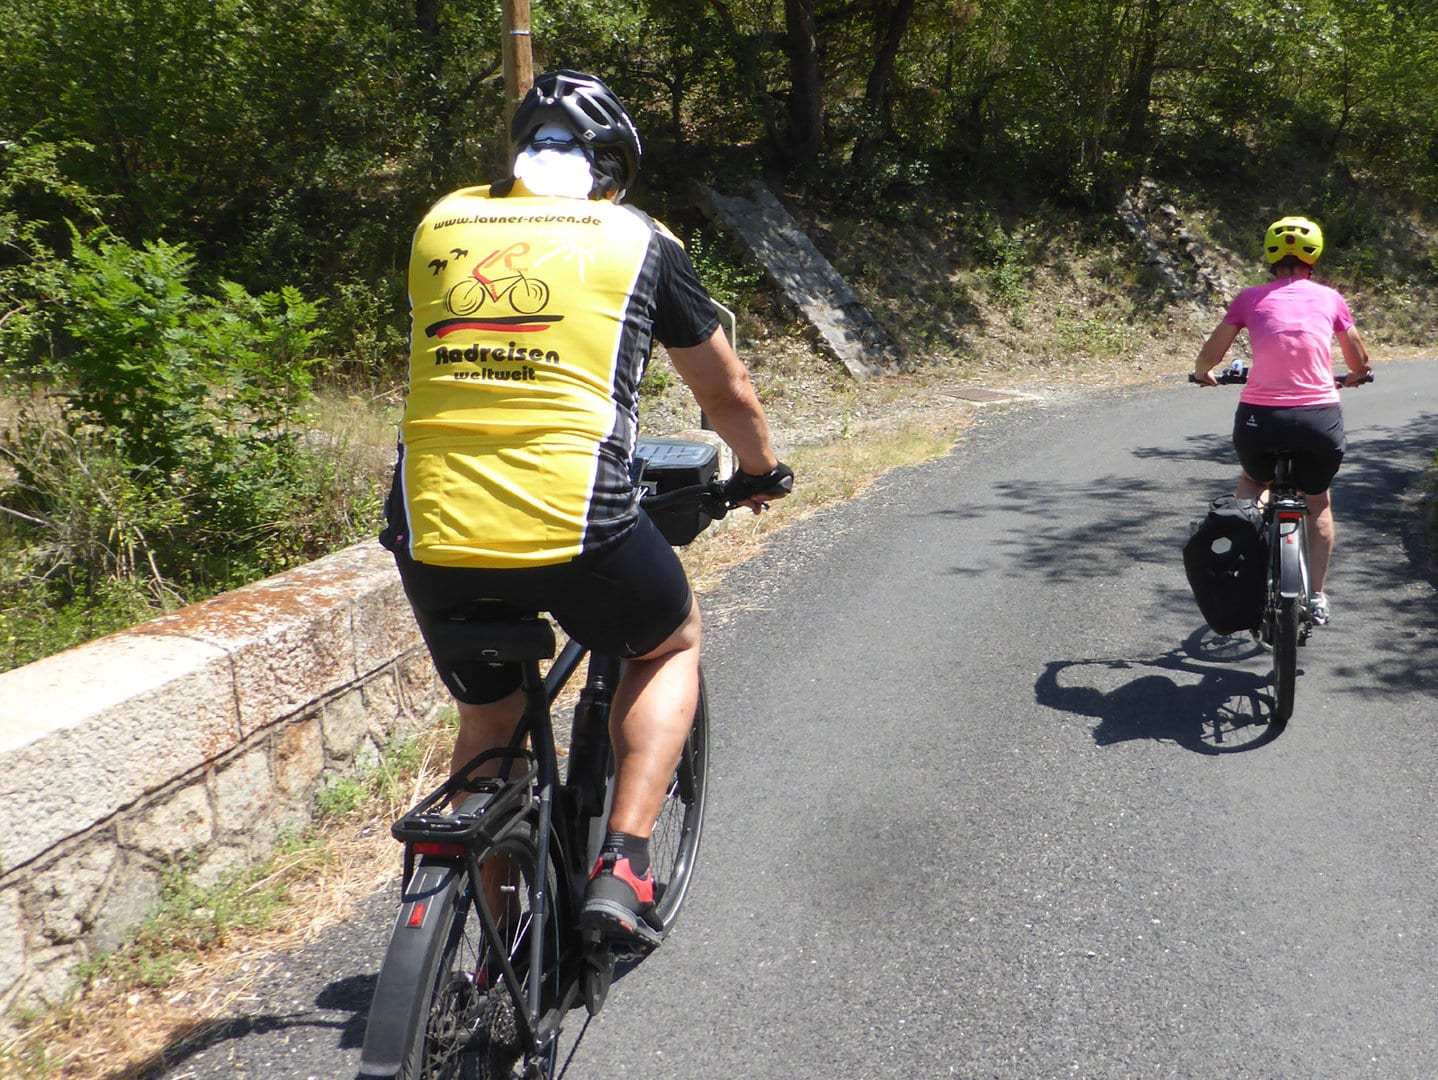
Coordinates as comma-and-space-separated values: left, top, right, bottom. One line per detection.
442, 243, 551, 317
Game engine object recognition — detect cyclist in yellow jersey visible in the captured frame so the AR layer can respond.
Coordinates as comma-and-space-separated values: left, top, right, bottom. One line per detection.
381, 70, 791, 943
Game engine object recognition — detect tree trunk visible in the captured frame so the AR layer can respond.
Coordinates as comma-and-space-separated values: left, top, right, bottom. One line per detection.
780, 0, 824, 170
1120, 0, 1170, 156
852, 0, 917, 171
415, 0, 442, 87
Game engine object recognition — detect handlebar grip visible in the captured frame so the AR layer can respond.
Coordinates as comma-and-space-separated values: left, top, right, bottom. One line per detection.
1190, 366, 1248, 386
724, 462, 794, 502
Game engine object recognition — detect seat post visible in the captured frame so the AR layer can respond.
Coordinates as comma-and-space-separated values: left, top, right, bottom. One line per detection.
519, 658, 557, 778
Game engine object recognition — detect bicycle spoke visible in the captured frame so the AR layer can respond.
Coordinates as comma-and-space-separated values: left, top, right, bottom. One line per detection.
648, 669, 710, 931
392, 826, 568, 1080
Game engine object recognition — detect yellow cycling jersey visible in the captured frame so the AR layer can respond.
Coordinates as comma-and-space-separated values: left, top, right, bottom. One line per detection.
392, 183, 718, 567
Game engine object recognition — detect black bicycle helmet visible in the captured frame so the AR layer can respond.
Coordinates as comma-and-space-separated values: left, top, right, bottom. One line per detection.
510, 70, 642, 199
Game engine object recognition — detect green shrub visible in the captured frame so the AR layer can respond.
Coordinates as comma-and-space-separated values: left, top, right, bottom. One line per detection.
52, 229, 322, 471
0, 228, 383, 671
315, 776, 367, 821
0, 138, 108, 375
978, 224, 1033, 308
685, 229, 764, 310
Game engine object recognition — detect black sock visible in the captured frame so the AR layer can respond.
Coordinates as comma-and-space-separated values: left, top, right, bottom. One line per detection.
601, 830, 650, 877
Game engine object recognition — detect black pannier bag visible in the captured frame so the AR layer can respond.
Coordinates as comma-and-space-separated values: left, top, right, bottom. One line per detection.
1182, 495, 1267, 634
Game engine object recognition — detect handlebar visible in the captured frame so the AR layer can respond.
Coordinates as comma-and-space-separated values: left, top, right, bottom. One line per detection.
641, 479, 737, 521
1189, 362, 1373, 389
639, 467, 794, 520
1188, 364, 1249, 386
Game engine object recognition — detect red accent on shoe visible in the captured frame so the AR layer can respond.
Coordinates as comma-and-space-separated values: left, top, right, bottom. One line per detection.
588, 854, 655, 905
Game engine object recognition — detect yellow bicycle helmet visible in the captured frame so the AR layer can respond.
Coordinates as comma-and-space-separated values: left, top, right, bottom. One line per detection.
1264, 216, 1324, 265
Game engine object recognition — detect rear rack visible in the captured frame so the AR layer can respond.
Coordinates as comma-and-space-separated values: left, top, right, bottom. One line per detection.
391, 751, 539, 846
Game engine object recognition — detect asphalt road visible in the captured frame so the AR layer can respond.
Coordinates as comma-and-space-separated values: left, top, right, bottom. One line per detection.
144, 360, 1438, 1079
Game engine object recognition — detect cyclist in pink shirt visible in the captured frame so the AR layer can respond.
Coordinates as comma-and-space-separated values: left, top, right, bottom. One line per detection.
1193, 216, 1372, 625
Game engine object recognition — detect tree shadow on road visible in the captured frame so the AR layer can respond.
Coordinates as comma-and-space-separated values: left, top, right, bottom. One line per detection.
1036, 626, 1285, 754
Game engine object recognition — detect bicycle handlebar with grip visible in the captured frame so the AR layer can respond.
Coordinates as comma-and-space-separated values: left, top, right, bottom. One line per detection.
641, 462, 794, 517
723, 462, 795, 502
1190, 366, 1373, 388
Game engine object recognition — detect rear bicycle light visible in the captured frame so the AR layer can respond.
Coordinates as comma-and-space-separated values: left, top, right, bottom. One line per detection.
412, 841, 467, 858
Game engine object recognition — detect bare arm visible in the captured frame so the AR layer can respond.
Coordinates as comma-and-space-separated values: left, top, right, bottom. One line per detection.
1336, 325, 1372, 386
666, 326, 779, 477
1193, 321, 1240, 385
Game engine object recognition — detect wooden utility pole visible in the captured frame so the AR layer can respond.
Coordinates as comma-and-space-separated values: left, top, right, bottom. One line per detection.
501, 0, 534, 126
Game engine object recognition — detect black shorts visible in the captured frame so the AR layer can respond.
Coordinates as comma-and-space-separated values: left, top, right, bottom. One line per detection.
1232, 403, 1345, 494
393, 514, 693, 704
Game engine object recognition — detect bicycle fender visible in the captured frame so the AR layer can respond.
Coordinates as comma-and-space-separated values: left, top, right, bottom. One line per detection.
357, 860, 463, 1078
1277, 522, 1307, 599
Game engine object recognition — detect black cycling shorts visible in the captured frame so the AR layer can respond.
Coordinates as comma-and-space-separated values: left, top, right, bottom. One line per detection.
1232, 402, 1345, 494
393, 513, 693, 705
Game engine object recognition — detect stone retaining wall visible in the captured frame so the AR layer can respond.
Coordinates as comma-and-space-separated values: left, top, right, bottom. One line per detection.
0, 540, 448, 1017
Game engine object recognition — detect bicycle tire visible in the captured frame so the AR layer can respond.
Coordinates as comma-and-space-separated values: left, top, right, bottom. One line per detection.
648, 667, 711, 934
445, 278, 486, 318
507, 277, 549, 315
362, 825, 567, 1080
1271, 595, 1299, 727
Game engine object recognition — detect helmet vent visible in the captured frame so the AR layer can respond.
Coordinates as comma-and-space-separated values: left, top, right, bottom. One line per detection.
1263, 216, 1324, 265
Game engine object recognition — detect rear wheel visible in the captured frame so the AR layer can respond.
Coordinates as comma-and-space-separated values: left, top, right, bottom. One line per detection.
398, 826, 567, 1080
1271, 596, 1299, 728
648, 667, 711, 934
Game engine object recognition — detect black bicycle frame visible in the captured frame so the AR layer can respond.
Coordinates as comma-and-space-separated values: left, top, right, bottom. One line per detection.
379, 629, 620, 1063
493, 637, 620, 1053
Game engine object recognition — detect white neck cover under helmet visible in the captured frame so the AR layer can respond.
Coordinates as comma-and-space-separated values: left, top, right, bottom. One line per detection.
512, 123, 596, 199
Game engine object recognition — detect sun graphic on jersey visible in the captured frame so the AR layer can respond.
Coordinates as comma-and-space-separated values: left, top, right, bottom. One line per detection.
531, 236, 601, 283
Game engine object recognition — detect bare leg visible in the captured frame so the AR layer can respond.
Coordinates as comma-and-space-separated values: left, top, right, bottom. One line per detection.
1306, 491, 1334, 594
1236, 471, 1267, 504
452, 691, 528, 924
605, 602, 702, 839
452, 689, 527, 802
1237, 471, 1333, 593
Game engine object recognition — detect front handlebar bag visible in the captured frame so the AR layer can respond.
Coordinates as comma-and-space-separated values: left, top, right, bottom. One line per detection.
1182, 495, 1266, 635
634, 437, 720, 546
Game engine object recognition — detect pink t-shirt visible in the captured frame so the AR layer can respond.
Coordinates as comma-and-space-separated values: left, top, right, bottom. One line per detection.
1223, 277, 1353, 406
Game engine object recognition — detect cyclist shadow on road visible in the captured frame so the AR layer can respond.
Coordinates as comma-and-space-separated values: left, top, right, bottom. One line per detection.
1035, 626, 1281, 754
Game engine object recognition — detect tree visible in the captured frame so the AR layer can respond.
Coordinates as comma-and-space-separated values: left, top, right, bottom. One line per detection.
851, 0, 919, 171
781, 0, 825, 169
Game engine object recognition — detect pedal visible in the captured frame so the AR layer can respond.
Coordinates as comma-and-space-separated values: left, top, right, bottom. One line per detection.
581, 946, 614, 1016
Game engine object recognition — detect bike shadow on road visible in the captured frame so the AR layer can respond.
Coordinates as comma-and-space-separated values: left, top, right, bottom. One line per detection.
1035, 626, 1283, 754
120, 953, 656, 1079
114, 877, 661, 1079
119, 977, 368, 1078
